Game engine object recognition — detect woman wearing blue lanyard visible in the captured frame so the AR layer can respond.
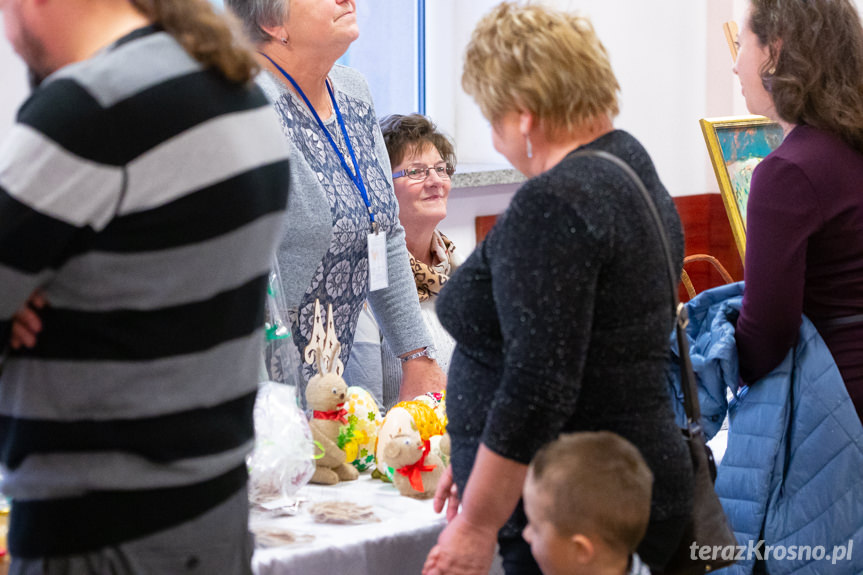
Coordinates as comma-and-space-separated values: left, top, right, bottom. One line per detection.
225, 0, 445, 402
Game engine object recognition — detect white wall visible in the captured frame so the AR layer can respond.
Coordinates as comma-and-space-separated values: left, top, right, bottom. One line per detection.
427, 0, 721, 198
441, 184, 521, 255
427, 0, 863, 199
430, 0, 729, 252
572, 0, 709, 198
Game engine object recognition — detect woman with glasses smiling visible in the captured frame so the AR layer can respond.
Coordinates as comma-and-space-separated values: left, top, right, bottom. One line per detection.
346, 114, 461, 409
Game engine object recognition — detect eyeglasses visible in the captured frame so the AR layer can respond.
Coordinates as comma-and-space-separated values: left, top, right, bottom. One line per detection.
392, 161, 455, 182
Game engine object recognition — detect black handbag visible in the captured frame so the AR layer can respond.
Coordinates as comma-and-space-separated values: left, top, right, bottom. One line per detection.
573, 150, 737, 575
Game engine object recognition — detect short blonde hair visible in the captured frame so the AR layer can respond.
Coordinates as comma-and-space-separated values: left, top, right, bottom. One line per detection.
528, 432, 653, 555
462, 2, 619, 140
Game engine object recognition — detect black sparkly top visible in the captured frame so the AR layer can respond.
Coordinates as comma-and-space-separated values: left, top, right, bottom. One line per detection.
438, 130, 694, 533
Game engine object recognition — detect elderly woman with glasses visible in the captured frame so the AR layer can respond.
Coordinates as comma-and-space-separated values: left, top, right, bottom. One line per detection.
224, 0, 445, 403
346, 114, 460, 409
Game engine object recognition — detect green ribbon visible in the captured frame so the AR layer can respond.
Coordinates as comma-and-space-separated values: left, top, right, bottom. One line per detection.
312, 440, 326, 460
265, 321, 291, 341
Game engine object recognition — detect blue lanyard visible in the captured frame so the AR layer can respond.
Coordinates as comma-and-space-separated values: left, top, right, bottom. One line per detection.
261, 53, 376, 231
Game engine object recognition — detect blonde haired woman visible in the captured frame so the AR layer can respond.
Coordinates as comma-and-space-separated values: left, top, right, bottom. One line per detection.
424, 4, 693, 574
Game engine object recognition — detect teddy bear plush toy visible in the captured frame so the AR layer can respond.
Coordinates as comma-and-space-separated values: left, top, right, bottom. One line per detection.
377, 401, 446, 498
382, 427, 444, 499
304, 300, 359, 485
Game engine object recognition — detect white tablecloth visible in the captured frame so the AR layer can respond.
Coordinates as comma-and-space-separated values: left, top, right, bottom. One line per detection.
252, 474, 505, 575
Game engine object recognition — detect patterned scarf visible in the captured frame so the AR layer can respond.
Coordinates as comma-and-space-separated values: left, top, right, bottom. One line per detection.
411, 230, 456, 302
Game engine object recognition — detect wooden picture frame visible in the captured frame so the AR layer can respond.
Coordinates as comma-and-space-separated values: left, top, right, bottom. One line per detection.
723, 21, 739, 61
699, 115, 784, 261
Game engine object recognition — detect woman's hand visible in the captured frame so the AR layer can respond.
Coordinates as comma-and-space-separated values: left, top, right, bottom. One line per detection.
433, 465, 460, 522
399, 356, 446, 401
424, 445, 528, 574
422, 514, 497, 575
10, 291, 46, 349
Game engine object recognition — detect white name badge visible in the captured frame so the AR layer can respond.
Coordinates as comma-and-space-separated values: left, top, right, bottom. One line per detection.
368, 231, 389, 292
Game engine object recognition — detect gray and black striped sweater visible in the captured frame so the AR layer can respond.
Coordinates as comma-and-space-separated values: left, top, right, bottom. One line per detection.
0, 26, 290, 558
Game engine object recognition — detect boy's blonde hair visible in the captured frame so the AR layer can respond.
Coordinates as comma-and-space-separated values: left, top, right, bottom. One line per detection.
529, 431, 653, 554
462, 1, 619, 142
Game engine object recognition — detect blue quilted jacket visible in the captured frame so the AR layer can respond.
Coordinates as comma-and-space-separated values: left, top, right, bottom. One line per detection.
667, 282, 863, 575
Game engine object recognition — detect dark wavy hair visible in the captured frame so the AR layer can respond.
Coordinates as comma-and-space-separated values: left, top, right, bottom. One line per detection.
379, 114, 457, 170
131, 0, 259, 84
749, 0, 863, 152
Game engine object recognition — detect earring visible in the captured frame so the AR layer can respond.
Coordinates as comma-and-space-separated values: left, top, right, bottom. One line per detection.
768, 66, 776, 75
526, 134, 533, 159
281, 37, 288, 45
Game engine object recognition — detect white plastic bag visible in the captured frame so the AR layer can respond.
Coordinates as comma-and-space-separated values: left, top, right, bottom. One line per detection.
248, 381, 316, 503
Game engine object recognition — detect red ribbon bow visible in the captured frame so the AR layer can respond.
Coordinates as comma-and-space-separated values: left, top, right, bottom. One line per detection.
396, 439, 436, 492
313, 403, 348, 424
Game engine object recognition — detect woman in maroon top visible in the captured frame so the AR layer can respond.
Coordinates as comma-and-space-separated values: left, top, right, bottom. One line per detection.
734, 0, 863, 422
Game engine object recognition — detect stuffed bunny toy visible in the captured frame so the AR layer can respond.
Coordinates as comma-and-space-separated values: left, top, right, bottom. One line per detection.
304, 300, 359, 485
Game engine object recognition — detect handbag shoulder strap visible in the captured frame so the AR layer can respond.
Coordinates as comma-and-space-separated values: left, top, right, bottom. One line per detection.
570, 149, 703, 427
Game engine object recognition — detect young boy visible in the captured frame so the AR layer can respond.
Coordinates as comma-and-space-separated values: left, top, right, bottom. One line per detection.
523, 432, 654, 575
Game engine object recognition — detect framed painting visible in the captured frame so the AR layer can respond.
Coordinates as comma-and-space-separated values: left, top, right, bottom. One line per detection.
700, 115, 784, 261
